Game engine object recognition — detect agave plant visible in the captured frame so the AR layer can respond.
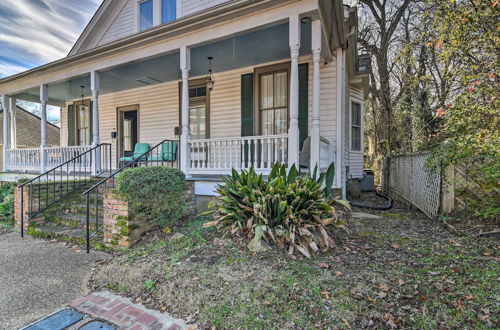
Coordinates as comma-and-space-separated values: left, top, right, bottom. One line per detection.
205, 164, 344, 258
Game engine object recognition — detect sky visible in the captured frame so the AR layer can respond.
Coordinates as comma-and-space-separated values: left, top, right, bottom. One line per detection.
0, 0, 103, 124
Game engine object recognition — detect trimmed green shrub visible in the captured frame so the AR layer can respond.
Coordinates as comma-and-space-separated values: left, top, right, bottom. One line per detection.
206, 164, 344, 258
116, 167, 187, 227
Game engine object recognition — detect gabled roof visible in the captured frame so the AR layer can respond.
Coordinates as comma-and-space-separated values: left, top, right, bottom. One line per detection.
69, 0, 128, 56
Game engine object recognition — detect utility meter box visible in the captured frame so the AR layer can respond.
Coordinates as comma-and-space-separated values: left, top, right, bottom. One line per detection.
361, 169, 375, 192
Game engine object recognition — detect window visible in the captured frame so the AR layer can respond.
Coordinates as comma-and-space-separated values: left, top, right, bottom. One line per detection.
188, 86, 208, 139
123, 119, 133, 152
351, 101, 362, 151
140, 0, 153, 31
162, 0, 176, 23
77, 103, 91, 145
259, 70, 288, 135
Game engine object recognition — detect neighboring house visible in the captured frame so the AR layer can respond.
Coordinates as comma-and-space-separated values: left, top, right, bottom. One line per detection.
0, 106, 60, 171
0, 0, 369, 197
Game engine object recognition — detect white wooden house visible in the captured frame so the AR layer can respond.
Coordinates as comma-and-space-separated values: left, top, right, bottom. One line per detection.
0, 0, 369, 197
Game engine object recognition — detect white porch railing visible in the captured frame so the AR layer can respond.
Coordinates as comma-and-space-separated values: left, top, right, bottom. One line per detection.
187, 134, 288, 174
45, 146, 93, 169
5, 148, 42, 171
5, 145, 93, 172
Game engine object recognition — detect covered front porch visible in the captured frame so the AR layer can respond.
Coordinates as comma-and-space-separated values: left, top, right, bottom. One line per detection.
1, 3, 340, 181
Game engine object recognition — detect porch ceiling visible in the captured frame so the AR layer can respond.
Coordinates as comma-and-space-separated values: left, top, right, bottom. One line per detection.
13, 21, 312, 103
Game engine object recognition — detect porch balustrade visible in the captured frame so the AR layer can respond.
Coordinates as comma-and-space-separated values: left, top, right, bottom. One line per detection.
5, 145, 93, 172
187, 134, 288, 174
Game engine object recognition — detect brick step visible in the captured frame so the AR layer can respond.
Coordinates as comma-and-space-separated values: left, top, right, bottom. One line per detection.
61, 203, 105, 216
43, 213, 104, 229
28, 223, 103, 245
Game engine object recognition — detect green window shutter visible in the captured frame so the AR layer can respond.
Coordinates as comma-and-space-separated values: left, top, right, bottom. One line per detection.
241, 73, 254, 166
241, 73, 254, 137
298, 63, 309, 149
67, 105, 75, 146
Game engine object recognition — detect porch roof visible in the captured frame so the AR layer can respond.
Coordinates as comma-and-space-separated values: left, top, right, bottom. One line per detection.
0, 0, 329, 97
12, 21, 312, 103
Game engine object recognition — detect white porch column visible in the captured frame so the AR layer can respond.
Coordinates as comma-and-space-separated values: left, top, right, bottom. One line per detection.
9, 97, 17, 149
91, 71, 100, 146
2, 95, 10, 171
40, 84, 48, 173
91, 71, 101, 174
287, 14, 301, 168
180, 46, 191, 175
310, 20, 321, 173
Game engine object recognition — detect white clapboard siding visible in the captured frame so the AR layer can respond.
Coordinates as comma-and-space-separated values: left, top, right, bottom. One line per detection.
60, 57, 340, 169
97, 0, 233, 47
98, 0, 136, 46
318, 58, 337, 143
181, 0, 232, 17
348, 86, 364, 179
60, 105, 68, 147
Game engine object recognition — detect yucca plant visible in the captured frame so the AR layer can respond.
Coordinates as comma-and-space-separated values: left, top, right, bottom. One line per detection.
205, 164, 344, 258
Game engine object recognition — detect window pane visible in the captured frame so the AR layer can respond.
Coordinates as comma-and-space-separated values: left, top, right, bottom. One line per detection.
261, 74, 273, 109
123, 119, 132, 152
189, 106, 206, 139
274, 72, 287, 107
140, 0, 153, 31
260, 110, 273, 135
352, 102, 361, 126
352, 127, 361, 151
162, 0, 176, 23
196, 87, 207, 97
275, 108, 287, 134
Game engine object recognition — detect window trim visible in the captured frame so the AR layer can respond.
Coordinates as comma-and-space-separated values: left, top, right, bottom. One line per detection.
72, 99, 91, 146
116, 104, 140, 162
178, 78, 211, 139
349, 98, 364, 153
253, 62, 291, 136
137, 0, 180, 32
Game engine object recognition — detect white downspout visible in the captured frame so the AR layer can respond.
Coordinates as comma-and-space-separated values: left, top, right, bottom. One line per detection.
335, 48, 347, 199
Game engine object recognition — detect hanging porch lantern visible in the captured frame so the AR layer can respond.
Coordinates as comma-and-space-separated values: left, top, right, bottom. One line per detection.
206, 56, 215, 91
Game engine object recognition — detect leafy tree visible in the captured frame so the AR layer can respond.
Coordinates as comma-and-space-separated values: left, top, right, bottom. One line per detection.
428, 0, 499, 219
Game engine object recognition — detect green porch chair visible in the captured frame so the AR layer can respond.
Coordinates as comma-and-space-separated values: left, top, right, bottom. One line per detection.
119, 143, 150, 164
150, 141, 178, 162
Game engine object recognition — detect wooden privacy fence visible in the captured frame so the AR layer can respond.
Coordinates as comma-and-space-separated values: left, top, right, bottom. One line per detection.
382, 152, 442, 219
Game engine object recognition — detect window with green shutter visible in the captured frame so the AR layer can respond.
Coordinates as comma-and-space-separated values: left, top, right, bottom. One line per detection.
298, 63, 309, 149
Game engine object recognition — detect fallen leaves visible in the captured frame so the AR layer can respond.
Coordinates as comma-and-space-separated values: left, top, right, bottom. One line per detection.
318, 262, 330, 269
379, 283, 390, 292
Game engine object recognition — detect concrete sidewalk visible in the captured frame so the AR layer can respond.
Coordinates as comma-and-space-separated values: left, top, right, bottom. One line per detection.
0, 232, 109, 329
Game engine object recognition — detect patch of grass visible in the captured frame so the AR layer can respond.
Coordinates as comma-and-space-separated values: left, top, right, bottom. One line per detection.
90, 213, 499, 329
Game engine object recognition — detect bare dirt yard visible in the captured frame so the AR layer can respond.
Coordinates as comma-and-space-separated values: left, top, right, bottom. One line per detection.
89, 202, 499, 329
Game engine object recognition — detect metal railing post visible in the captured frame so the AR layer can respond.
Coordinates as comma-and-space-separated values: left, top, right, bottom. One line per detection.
86, 193, 90, 254
20, 185, 24, 238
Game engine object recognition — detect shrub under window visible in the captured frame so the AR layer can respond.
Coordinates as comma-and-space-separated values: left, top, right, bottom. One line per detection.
116, 167, 187, 227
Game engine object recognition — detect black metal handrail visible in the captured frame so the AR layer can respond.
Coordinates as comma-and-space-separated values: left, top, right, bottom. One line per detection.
83, 140, 179, 253
18, 143, 112, 238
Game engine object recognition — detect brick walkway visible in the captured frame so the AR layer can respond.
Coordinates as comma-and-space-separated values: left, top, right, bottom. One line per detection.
68, 291, 189, 329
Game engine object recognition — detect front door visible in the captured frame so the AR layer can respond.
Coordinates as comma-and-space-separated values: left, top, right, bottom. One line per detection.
117, 107, 138, 159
